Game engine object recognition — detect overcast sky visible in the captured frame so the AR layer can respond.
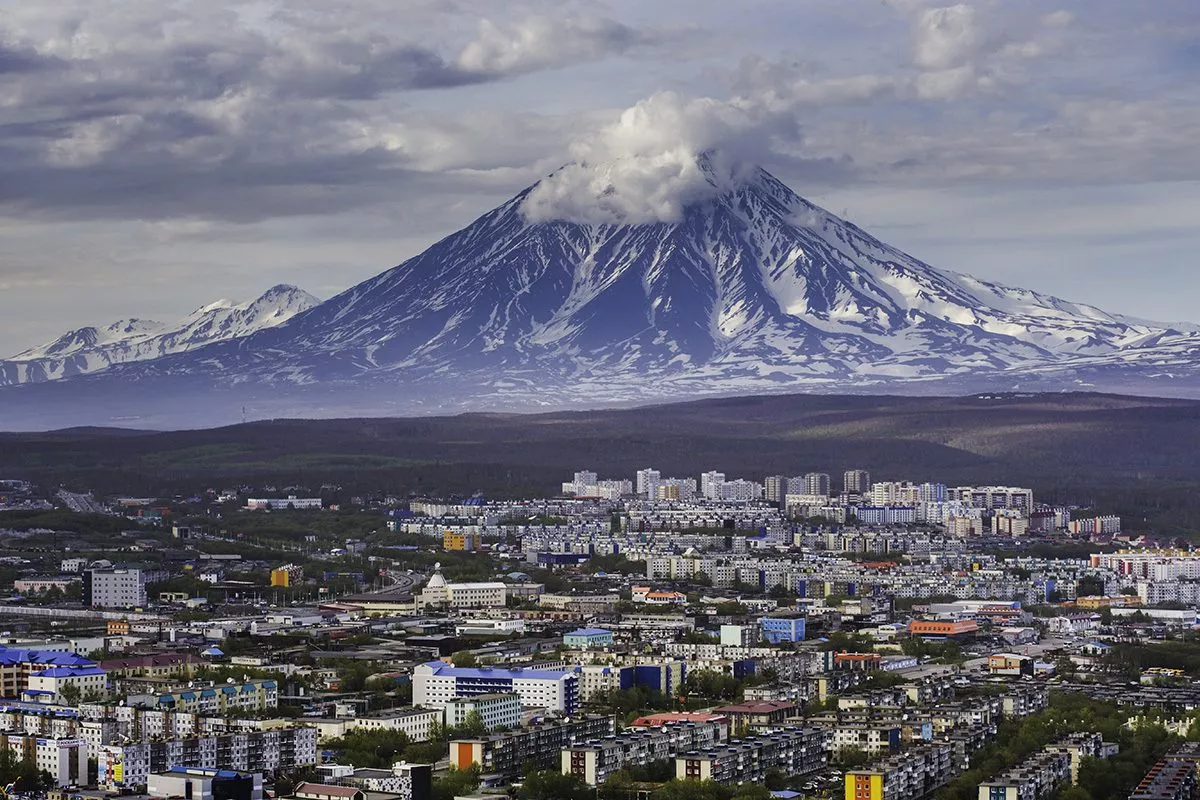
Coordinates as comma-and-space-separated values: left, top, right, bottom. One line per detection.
2, 0, 1199, 355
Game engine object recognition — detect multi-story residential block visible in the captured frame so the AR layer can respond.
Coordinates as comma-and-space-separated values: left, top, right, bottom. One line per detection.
99, 654, 204, 681
765, 476, 789, 504
676, 726, 829, 784
843, 470, 871, 495
413, 662, 579, 714
563, 722, 727, 785
636, 469, 662, 500
98, 725, 318, 790
977, 747, 1070, 800
948, 486, 1033, 512
828, 723, 902, 757
353, 708, 441, 741
83, 568, 146, 609
804, 473, 833, 497
1129, 747, 1200, 800
844, 743, 953, 800
127, 679, 278, 714
443, 693, 522, 732
449, 715, 616, 777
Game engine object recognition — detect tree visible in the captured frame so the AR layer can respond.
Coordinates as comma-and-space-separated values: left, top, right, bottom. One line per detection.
451, 650, 478, 668
58, 682, 81, 705
432, 765, 480, 800
518, 770, 593, 800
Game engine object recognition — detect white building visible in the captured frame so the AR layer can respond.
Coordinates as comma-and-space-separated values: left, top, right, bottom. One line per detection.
701, 472, 726, 500
84, 569, 146, 609
636, 469, 662, 500
25, 666, 108, 703
354, 708, 441, 742
34, 737, 88, 787
443, 692, 522, 731
60, 558, 88, 574
412, 662, 579, 714
245, 496, 323, 510
418, 570, 508, 610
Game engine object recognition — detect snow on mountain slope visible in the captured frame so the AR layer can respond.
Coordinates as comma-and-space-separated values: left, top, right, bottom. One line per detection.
124, 160, 1168, 386
0, 285, 320, 386
3, 157, 1198, 428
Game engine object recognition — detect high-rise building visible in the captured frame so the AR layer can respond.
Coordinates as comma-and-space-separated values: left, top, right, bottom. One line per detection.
843, 470, 871, 494
83, 569, 146, 609
764, 476, 788, 503
803, 473, 832, 497
700, 471, 726, 500
636, 468, 662, 499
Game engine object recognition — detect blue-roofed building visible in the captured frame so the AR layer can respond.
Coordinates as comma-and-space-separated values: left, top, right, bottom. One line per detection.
23, 664, 108, 703
0, 647, 98, 698
412, 661, 578, 714
563, 628, 614, 649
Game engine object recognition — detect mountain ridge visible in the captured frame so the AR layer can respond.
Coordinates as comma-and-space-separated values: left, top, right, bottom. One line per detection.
1, 284, 320, 387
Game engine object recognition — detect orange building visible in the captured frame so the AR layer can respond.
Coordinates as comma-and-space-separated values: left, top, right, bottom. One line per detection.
907, 619, 979, 639
443, 530, 481, 552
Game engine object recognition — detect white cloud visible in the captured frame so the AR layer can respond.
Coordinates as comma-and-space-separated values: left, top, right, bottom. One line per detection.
456, 15, 647, 75
913, 4, 980, 70
520, 92, 793, 225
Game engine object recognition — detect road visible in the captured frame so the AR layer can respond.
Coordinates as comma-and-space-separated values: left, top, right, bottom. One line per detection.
56, 489, 106, 514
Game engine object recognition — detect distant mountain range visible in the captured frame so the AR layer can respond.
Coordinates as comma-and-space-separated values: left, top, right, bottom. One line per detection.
2, 157, 1199, 430
0, 285, 319, 387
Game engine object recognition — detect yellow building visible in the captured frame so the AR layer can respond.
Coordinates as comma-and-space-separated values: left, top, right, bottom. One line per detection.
443, 530, 481, 552
846, 772, 883, 800
270, 564, 303, 587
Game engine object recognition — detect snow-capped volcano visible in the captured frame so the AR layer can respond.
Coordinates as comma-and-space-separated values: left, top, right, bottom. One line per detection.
0, 284, 320, 386
130, 161, 1177, 385
2, 160, 1199, 428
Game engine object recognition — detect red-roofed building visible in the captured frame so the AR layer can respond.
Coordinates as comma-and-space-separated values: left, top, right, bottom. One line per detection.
630, 712, 731, 736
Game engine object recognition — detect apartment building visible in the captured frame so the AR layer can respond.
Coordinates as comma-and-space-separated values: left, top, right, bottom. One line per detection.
97, 725, 318, 790
977, 748, 1070, 800
354, 708, 441, 741
127, 679, 278, 714
413, 662, 579, 714
563, 722, 727, 785
676, 726, 829, 784
844, 743, 953, 800
449, 715, 615, 777
1129, 748, 1200, 800
443, 693, 522, 732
